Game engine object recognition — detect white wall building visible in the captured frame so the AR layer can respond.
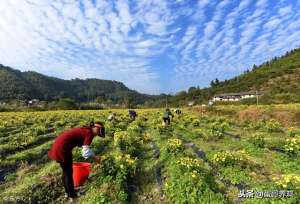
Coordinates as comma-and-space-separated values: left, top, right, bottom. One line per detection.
212, 92, 263, 102
188, 101, 195, 106
28, 99, 40, 106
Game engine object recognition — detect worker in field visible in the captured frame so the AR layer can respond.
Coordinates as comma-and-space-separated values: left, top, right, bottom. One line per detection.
108, 112, 116, 121
162, 108, 174, 126
174, 108, 182, 115
48, 121, 105, 201
129, 109, 137, 121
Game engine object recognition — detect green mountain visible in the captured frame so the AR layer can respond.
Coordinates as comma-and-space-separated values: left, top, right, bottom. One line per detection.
1, 47, 299, 107
0, 65, 155, 105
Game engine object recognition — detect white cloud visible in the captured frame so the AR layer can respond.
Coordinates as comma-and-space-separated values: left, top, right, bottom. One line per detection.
264, 18, 281, 29
204, 21, 218, 39
0, 0, 299, 94
0, 0, 172, 93
278, 5, 292, 16
172, 0, 300, 88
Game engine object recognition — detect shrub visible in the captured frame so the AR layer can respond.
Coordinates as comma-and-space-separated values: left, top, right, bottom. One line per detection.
114, 153, 137, 174
192, 119, 201, 127
209, 129, 224, 139
283, 138, 300, 155
272, 174, 300, 189
166, 139, 184, 154
193, 128, 208, 140
212, 150, 253, 167
243, 120, 265, 130
208, 120, 229, 140
212, 151, 235, 166
176, 157, 204, 172
249, 133, 266, 148
127, 124, 140, 132
113, 131, 140, 155
287, 127, 300, 137
265, 119, 283, 132
210, 121, 229, 133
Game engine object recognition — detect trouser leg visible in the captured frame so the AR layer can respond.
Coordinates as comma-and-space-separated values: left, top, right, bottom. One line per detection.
59, 162, 77, 198
61, 169, 68, 196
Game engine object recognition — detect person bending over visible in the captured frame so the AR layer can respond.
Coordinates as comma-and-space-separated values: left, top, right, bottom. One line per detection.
162, 108, 174, 126
48, 121, 105, 201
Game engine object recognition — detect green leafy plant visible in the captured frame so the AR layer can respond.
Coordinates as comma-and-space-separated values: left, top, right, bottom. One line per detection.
288, 127, 300, 137
283, 138, 300, 155
212, 150, 253, 167
265, 119, 283, 132
192, 119, 201, 127
249, 133, 266, 147
272, 174, 300, 189
166, 139, 184, 154
212, 151, 236, 166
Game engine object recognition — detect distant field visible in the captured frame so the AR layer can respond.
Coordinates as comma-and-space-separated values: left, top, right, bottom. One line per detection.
0, 107, 299, 203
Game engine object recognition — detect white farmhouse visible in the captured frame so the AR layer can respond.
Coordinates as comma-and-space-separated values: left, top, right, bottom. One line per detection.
188, 101, 195, 106
28, 99, 40, 106
212, 91, 263, 102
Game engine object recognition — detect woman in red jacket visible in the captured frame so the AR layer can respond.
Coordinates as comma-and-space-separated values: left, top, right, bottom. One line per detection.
48, 121, 105, 200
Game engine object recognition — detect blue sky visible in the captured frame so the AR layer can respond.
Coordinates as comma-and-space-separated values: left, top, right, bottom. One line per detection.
0, 0, 299, 94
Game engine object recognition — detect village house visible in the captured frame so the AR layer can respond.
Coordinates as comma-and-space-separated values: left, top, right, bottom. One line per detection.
27, 99, 40, 106
188, 101, 195, 106
212, 91, 263, 102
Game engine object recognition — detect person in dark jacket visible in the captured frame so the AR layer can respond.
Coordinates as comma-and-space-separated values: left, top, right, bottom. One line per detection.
48, 122, 105, 200
128, 110, 137, 120
162, 108, 174, 126
175, 108, 182, 115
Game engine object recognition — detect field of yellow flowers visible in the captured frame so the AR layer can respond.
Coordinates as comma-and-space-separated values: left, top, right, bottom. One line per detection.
0, 108, 299, 203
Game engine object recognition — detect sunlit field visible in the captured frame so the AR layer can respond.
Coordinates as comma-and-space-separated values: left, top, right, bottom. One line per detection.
0, 106, 299, 203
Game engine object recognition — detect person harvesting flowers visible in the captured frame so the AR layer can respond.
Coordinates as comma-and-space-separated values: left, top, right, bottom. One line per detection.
108, 112, 116, 121
162, 108, 174, 126
128, 109, 137, 121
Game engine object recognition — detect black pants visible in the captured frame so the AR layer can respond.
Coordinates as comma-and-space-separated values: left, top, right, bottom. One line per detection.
163, 117, 170, 125
59, 162, 77, 198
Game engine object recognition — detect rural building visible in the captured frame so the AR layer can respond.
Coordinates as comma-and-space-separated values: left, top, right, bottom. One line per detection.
212, 91, 263, 102
188, 101, 195, 106
27, 99, 40, 106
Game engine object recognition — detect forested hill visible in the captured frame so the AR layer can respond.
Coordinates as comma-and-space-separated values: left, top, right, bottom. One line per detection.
0, 65, 155, 104
166, 47, 300, 105
209, 47, 300, 97
1, 47, 299, 107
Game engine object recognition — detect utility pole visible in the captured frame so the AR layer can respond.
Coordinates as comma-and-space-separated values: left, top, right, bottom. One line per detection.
256, 90, 259, 106
166, 95, 168, 108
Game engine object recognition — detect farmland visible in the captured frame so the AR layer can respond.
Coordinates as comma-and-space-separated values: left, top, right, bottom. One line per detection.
0, 106, 299, 204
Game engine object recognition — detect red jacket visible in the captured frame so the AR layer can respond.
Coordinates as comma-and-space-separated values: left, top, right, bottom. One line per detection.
48, 128, 94, 163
